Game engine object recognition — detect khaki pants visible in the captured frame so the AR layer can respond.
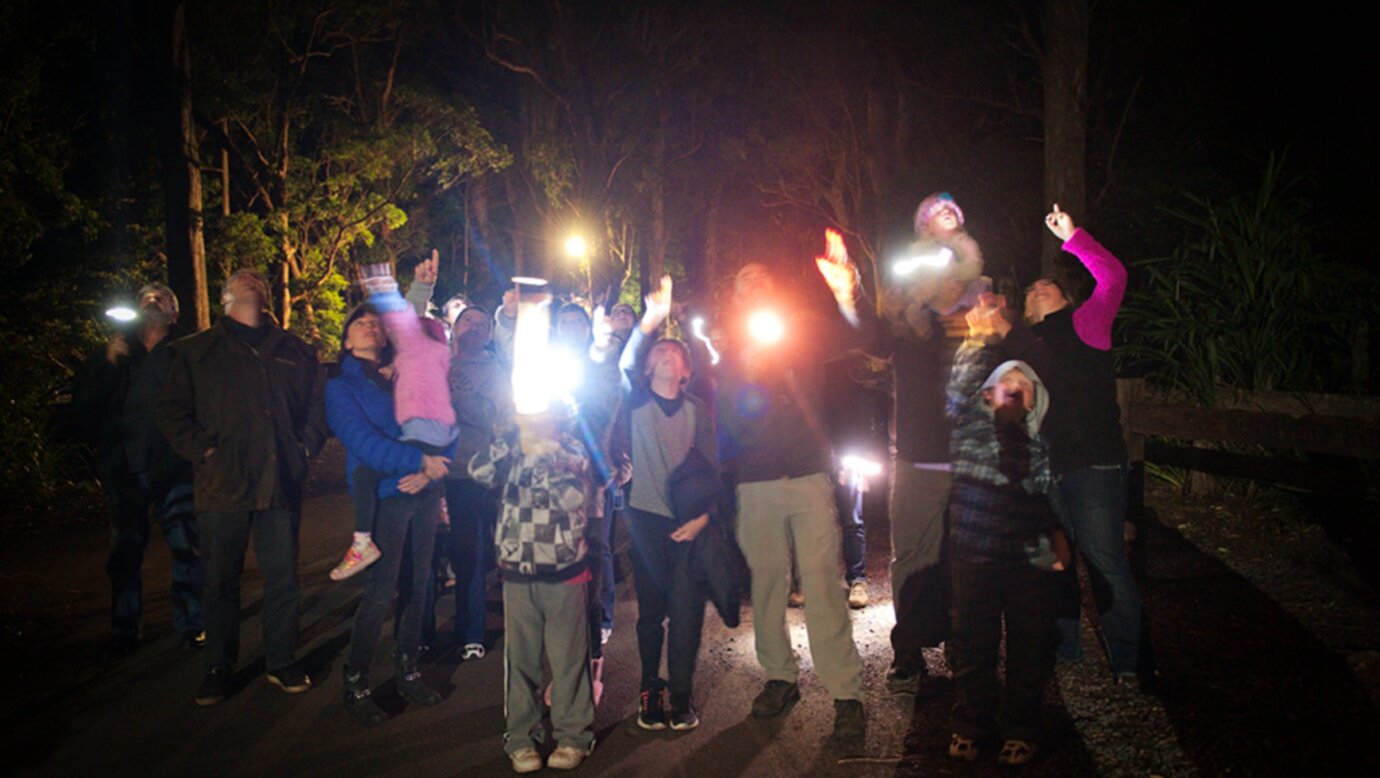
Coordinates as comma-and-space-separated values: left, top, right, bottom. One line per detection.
889, 463, 952, 669
736, 473, 863, 701
502, 579, 595, 755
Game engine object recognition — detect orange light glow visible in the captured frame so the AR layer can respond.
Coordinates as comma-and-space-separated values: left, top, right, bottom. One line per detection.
748, 310, 785, 345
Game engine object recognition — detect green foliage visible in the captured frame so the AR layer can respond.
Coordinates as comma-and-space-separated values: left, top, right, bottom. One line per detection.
1117, 154, 1372, 402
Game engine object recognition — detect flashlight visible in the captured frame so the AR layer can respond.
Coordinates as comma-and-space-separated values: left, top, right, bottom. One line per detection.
690, 316, 720, 366
105, 306, 138, 323
840, 453, 883, 492
510, 277, 554, 415
748, 310, 785, 345
891, 246, 954, 278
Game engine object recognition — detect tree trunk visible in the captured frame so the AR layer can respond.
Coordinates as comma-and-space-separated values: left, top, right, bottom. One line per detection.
1041, 0, 1089, 281
161, 0, 209, 330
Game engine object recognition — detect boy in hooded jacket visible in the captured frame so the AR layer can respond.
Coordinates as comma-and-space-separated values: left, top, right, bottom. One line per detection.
943, 294, 1068, 767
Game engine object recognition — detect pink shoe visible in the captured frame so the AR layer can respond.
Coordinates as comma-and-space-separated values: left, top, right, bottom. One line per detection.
330, 541, 381, 581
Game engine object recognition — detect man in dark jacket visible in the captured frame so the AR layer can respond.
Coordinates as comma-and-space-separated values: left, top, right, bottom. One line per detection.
157, 269, 329, 706
72, 283, 202, 657
716, 238, 874, 746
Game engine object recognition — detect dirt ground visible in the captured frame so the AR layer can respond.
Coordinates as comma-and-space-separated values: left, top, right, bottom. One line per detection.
2, 470, 1377, 777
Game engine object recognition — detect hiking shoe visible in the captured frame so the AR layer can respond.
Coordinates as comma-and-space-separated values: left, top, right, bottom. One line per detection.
343, 668, 387, 725
998, 739, 1037, 766
267, 664, 312, 694
462, 643, 486, 661
832, 699, 866, 742
105, 636, 140, 660
847, 580, 869, 609
751, 680, 800, 718
180, 630, 206, 651
195, 666, 231, 706
396, 649, 442, 706
547, 744, 594, 770
330, 541, 381, 581
637, 683, 667, 730
788, 590, 805, 608
885, 663, 924, 696
509, 747, 543, 773
948, 733, 979, 762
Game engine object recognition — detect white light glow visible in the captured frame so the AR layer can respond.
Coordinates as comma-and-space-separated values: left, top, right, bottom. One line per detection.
690, 316, 720, 365
891, 246, 954, 278
105, 306, 138, 322
747, 310, 785, 345
564, 234, 588, 259
841, 453, 883, 479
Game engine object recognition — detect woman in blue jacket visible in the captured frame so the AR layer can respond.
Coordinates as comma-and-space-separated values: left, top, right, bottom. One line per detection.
326, 304, 453, 725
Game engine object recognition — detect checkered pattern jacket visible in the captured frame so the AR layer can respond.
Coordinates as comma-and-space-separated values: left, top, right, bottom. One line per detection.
469, 427, 592, 582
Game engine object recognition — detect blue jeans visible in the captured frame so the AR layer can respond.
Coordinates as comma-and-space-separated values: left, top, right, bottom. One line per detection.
106, 473, 203, 640
446, 478, 497, 645
835, 480, 866, 584
1050, 464, 1143, 676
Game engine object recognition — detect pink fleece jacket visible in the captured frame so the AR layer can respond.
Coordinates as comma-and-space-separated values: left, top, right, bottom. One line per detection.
382, 308, 456, 428
1065, 228, 1128, 352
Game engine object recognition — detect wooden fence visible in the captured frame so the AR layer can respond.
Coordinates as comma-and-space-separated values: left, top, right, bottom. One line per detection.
1117, 379, 1380, 504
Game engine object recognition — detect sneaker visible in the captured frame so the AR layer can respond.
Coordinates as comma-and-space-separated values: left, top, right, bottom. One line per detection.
462, 643, 486, 661
267, 664, 312, 694
600, 627, 613, 645
787, 590, 805, 608
847, 580, 869, 609
831, 699, 866, 742
547, 744, 593, 770
948, 732, 979, 762
195, 666, 231, 706
998, 738, 1037, 766
180, 630, 206, 651
885, 663, 924, 696
509, 747, 543, 774
669, 696, 699, 731
750, 680, 800, 719
637, 684, 667, 731
330, 541, 381, 581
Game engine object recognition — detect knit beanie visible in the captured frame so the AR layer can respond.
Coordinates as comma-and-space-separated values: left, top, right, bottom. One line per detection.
914, 192, 965, 235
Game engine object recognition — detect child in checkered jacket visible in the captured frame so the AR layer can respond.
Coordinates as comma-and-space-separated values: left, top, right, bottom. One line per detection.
469, 410, 598, 770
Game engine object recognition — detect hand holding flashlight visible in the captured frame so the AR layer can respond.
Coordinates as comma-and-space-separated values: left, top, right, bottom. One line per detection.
105, 333, 131, 365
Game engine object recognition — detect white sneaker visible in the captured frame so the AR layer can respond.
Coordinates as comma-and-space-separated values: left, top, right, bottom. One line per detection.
847, 580, 869, 609
600, 627, 612, 645
509, 747, 543, 773
548, 743, 594, 770
462, 643, 485, 660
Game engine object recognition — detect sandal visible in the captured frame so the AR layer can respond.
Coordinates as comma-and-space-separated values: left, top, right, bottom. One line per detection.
948, 733, 979, 762
998, 739, 1036, 766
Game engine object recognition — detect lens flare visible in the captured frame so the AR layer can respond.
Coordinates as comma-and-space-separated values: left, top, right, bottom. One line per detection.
105, 306, 138, 322
748, 310, 785, 345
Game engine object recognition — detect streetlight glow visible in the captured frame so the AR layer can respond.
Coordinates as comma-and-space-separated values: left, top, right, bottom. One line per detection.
564, 234, 588, 259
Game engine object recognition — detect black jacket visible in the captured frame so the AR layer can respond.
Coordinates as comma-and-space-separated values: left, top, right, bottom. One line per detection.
71, 326, 191, 485
156, 319, 328, 513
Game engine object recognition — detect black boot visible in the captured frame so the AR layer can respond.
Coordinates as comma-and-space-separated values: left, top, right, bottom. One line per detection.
343, 665, 387, 725
395, 649, 442, 706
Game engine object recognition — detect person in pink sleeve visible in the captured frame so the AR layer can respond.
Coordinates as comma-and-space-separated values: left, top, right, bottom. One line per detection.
1025, 205, 1151, 688
330, 261, 458, 581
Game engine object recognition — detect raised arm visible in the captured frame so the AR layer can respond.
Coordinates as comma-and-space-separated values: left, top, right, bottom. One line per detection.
403, 250, 439, 316
1045, 205, 1126, 351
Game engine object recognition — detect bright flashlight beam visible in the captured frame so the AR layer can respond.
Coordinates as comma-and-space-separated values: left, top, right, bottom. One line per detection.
841, 454, 883, 478
891, 246, 954, 278
690, 317, 720, 365
105, 306, 138, 322
748, 310, 785, 345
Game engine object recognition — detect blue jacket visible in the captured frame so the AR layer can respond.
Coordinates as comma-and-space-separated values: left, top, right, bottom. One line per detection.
327, 353, 446, 499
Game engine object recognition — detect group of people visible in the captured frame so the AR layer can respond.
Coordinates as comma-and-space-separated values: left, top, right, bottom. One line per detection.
73, 191, 1150, 771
